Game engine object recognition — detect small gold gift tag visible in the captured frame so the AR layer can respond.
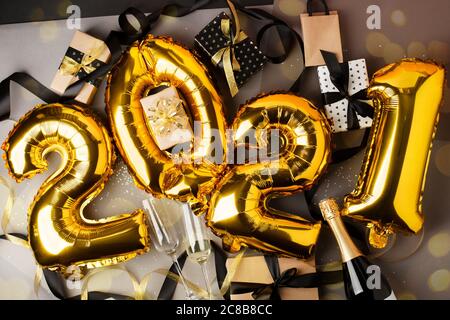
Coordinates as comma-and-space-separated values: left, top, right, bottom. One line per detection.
140, 86, 193, 151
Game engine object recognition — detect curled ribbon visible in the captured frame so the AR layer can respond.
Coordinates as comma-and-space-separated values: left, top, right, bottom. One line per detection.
0, 175, 44, 299
0, 175, 28, 249
59, 43, 107, 79
211, 0, 248, 97
320, 50, 374, 130
81, 266, 147, 300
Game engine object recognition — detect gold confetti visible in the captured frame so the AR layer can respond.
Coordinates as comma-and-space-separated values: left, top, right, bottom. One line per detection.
281, 61, 302, 81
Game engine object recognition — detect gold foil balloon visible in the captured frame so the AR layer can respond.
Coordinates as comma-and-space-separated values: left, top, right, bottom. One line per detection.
206, 93, 332, 258
343, 59, 445, 248
2, 104, 150, 273
106, 34, 227, 208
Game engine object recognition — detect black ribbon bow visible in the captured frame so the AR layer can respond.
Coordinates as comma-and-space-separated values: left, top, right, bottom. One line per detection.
230, 255, 343, 300
320, 50, 374, 130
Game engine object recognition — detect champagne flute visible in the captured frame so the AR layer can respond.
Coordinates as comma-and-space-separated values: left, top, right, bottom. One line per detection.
180, 203, 213, 299
142, 196, 197, 300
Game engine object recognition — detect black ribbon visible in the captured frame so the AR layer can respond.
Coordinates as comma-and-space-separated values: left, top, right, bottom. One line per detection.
230, 254, 343, 300
157, 251, 188, 300
229, 0, 307, 93
320, 50, 373, 130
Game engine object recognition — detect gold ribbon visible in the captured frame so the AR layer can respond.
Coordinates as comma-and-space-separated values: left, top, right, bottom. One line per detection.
59, 43, 106, 78
80, 247, 247, 300
80, 266, 207, 300
0, 175, 44, 298
219, 247, 246, 297
81, 266, 147, 300
0, 175, 29, 249
211, 0, 248, 97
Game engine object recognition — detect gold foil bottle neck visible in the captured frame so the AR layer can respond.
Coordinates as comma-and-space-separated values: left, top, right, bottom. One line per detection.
319, 198, 362, 262
319, 198, 341, 221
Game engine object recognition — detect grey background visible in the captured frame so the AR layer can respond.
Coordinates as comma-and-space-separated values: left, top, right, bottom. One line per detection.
0, 0, 449, 300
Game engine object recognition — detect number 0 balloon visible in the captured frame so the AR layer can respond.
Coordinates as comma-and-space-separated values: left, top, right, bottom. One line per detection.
106, 34, 227, 208
343, 59, 445, 248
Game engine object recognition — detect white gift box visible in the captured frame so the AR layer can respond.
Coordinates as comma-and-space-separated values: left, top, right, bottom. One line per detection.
140, 86, 193, 150
317, 58, 372, 133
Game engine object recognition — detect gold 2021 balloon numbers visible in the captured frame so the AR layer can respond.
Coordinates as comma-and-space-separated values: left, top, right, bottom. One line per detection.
3, 33, 444, 270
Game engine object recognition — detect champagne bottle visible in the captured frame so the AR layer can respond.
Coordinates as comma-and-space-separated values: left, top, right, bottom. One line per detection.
319, 198, 396, 300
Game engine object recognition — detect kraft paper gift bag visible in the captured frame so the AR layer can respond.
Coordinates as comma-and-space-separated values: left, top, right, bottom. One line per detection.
300, 0, 343, 66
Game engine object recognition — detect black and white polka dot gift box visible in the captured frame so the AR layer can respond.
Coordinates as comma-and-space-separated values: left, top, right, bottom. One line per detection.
317, 58, 372, 133
194, 12, 267, 95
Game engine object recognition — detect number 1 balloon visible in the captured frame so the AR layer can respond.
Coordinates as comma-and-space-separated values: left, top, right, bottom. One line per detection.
343, 59, 445, 248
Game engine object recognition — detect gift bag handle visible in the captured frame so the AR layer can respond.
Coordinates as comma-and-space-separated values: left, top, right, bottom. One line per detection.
307, 0, 330, 16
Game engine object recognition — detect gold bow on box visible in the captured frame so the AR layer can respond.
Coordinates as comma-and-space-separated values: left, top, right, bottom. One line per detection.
211, 14, 247, 97
194, 0, 264, 97
140, 86, 194, 151
59, 43, 106, 78
50, 31, 111, 99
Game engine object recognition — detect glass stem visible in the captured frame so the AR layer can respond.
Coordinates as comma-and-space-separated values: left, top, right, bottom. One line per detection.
171, 254, 194, 299
200, 261, 212, 300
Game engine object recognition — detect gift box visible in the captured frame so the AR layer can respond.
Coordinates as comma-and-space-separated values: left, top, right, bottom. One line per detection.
317, 51, 373, 133
194, 12, 267, 97
226, 255, 319, 300
140, 86, 193, 150
50, 31, 110, 104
